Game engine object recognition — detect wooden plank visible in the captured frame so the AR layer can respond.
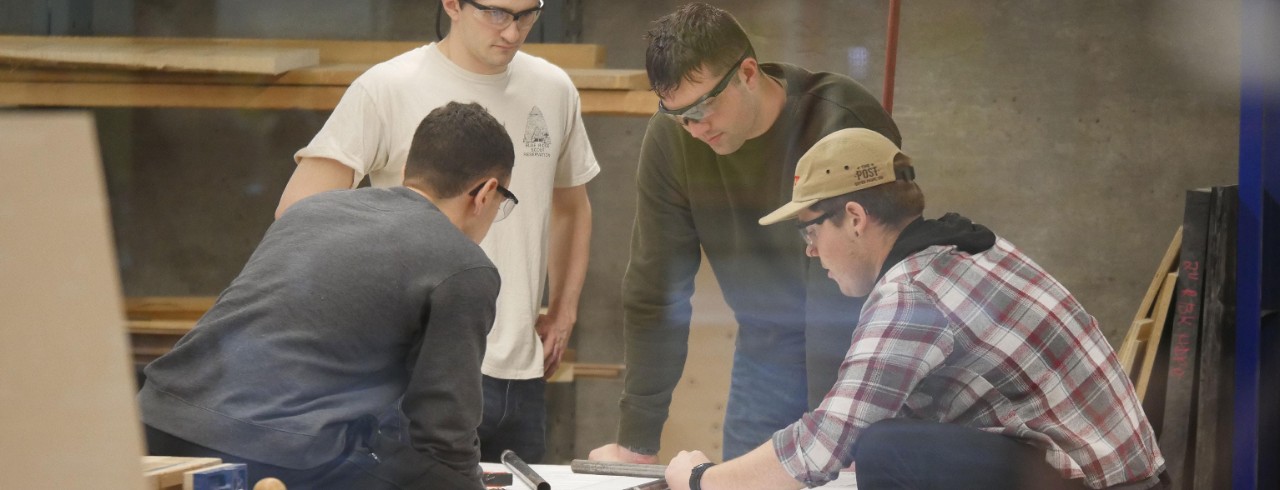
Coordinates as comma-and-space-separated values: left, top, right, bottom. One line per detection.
0, 79, 654, 115
131, 344, 180, 358
0, 37, 647, 114
1136, 272, 1178, 399
126, 296, 216, 321
546, 362, 625, 383
574, 363, 625, 379
1137, 228, 1183, 322
0, 35, 605, 69
126, 301, 202, 363
131, 343, 179, 354
1119, 318, 1154, 379
123, 310, 618, 371
1130, 338, 1148, 386
546, 363, 575, 383
141, 456, 222, 490
564, 68, 650, 90
0, 81, 349, 110
1118, 227, 1180, 376
0, 64, 647, 90
0, 39, 319, 75
580, 89, 658, 116
128, 319, 198, 335
0, 65, 286, 85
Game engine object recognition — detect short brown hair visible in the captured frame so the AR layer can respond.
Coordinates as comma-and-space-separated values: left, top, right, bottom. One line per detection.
644, 3, 755, 99
810, 153, 924, 229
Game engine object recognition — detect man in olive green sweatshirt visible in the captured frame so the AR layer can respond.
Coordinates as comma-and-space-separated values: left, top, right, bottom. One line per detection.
590, 3, 901, 463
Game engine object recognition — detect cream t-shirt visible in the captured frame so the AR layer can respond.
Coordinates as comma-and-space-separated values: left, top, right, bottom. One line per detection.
296, 43, 599, 379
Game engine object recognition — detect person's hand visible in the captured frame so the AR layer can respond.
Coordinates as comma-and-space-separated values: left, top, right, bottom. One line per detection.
664, 450, 711, 490
536, 313, 574, 379
587, 443, 659, 464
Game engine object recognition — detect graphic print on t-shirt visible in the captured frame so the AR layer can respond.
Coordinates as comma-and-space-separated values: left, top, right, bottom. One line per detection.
522, 106, 552, 158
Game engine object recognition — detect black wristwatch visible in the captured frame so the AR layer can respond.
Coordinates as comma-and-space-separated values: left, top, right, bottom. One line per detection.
689, 462, 716, 490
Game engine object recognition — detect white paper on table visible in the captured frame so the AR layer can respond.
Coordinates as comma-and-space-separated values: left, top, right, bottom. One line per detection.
480, 462, 662, 490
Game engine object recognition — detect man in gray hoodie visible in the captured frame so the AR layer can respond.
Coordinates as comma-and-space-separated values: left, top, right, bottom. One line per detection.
139, 101, 517, 490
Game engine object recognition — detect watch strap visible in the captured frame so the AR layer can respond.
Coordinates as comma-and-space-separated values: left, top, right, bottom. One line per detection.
689, 461, 716, 490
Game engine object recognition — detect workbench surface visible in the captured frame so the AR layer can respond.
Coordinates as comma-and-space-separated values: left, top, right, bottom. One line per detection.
479, 462, 859, 489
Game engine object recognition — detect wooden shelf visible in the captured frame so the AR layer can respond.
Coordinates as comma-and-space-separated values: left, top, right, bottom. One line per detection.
126, 296, 217, 321
0, 36, 656, 116
124, 297, 628, 379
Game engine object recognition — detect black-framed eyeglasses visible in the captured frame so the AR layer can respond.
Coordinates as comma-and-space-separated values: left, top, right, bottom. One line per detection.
471, 182, 520, 222
657, 51, 751, 126
459, 0, 544, 31
797, 210, 836, 246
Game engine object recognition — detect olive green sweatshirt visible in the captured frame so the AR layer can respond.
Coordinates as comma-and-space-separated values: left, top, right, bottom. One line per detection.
618, 63, 902, 453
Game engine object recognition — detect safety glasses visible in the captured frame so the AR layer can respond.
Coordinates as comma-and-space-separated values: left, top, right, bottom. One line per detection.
656, 51, 751, 126
470, 182, 520, 222
459, 0, 544, 31
797, 210, 836, 246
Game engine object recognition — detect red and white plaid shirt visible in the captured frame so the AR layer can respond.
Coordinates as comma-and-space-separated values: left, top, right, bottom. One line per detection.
773, 239, 1164, 489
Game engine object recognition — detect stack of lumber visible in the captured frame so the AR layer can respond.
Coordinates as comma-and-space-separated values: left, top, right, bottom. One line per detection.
126, 296, 624, 380
0, 36, 656, 115
1118, 186, 1239, 490
126, 296, 213, 364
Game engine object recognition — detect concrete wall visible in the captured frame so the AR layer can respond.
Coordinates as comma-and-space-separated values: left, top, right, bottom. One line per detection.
2, 0, 1242, 462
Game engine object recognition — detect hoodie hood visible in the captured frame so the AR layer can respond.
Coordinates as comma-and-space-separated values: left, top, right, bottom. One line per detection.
878, 213, 997, 281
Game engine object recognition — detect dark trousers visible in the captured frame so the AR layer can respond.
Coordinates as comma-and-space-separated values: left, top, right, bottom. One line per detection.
853, 419, 1163, 490
477, 375, 546, 463
145, 416, 482, 490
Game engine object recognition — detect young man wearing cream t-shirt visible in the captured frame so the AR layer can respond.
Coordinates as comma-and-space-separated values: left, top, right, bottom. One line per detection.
278, 0, 597, 463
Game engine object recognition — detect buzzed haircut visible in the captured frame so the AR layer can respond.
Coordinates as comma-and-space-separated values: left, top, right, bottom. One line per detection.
404, 101, 515, 198
644, 2, 755, 99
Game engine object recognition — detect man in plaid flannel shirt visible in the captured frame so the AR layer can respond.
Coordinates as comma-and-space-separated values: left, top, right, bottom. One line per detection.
664, 128, 1167, 490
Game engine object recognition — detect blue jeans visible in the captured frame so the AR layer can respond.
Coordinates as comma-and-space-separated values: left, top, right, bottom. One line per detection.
722, 352, 809, 459
477, 375, 546, 463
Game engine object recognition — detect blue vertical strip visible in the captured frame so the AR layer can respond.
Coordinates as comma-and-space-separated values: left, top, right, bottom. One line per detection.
1232, 96, 1260, 489
1235, 1, 1276, 488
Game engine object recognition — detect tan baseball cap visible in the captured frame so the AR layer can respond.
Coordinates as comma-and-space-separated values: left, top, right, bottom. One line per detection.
759, 128, 911, 225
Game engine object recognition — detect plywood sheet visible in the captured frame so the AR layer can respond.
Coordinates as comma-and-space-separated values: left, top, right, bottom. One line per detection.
0, 112, 146, 489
